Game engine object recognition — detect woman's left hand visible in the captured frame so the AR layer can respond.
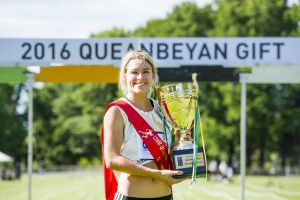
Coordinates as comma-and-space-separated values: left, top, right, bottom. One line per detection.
155, 169, 188, 185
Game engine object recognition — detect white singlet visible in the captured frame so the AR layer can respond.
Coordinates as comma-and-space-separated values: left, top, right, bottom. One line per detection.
115, 98, 172, 165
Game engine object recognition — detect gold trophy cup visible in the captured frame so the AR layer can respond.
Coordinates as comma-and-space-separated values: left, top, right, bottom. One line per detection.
156, 74, 206, 178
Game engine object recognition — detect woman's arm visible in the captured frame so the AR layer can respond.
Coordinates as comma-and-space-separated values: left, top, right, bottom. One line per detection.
103, 106, 184, 185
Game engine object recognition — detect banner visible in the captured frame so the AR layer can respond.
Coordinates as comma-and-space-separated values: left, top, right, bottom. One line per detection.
0, 37, 299, 67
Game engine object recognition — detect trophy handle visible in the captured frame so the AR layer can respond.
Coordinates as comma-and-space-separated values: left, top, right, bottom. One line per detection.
192, 73, 199, 95
155, 84, 162, 104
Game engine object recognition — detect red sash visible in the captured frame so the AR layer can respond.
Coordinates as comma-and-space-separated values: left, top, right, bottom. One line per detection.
101, 99, 170, 200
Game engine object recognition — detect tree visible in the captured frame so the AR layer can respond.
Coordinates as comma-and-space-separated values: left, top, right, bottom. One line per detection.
91, 27, 131, 38
0, 84, 26, 162
212, 0, 298, 36
212, 0, 300, 169
33, 83, 118, 165
134, 2, 214, 37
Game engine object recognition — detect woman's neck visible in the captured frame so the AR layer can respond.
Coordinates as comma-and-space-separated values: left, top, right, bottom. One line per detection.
125, 93, 152, 112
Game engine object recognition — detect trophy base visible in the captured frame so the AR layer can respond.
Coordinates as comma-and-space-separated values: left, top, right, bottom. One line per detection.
172, 147, 206, 179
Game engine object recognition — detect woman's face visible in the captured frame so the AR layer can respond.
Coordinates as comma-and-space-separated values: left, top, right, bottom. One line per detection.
125, 58, 154, 95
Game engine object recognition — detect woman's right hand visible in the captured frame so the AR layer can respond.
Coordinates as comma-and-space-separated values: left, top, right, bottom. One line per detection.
172, 129, 181, 150
172, 129, 193, 150
157, 169, 188, 185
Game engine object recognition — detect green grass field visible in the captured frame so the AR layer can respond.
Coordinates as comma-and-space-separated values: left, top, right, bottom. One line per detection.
1, 169, 300, 200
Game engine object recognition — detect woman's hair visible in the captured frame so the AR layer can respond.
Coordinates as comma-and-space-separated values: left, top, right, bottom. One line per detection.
118, 50, 158, 96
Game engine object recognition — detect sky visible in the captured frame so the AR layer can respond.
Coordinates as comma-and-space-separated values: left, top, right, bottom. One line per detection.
0, 0, 215, 39
0, 0, 298, 39
1, 0, 298, 39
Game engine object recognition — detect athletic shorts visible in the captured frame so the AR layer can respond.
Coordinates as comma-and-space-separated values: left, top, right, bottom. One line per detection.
113, 191, 173, 200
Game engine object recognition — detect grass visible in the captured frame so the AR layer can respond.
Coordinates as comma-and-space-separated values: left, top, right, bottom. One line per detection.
173, 176, 300, 200
0, 170, 103, 200
0, 169, 300, 200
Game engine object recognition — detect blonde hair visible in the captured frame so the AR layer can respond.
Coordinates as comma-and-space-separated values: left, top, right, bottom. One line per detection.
118, 50, 158, 96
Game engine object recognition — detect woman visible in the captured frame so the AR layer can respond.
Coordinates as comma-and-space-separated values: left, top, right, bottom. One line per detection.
102, 50, 185, 200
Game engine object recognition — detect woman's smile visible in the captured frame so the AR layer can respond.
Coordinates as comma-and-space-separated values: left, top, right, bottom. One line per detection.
134, 82, 146, 87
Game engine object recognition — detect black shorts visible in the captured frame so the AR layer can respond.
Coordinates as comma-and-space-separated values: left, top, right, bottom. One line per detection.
113, 191, 173, 200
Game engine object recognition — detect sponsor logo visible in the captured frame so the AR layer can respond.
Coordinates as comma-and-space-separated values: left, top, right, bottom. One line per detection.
139, 129, 154, 138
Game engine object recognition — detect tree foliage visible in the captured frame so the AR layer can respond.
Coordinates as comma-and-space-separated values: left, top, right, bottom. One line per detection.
134, 2, 214, 37
32, 84, 117, 165
212, 0, 299, 36
0, 84, 26, 162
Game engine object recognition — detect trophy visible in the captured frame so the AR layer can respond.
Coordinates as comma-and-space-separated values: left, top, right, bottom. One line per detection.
156, 73, 206, 179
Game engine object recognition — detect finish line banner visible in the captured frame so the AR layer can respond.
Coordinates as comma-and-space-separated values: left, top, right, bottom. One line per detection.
0, 37, 299, 67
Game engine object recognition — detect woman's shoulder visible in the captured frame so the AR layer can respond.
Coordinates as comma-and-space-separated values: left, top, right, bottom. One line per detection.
104, 103, 123, 120
104, 98, 130, 112
104, 106, 126, 130
104, 99, 128, 123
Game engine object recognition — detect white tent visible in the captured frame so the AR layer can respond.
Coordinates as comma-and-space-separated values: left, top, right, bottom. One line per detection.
0, 151, 13, 162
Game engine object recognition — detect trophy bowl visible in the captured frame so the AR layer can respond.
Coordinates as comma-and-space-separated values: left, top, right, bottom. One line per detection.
156, 79, 206, 178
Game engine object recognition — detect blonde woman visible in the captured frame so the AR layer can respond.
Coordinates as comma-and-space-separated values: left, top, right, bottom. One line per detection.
102, 50, 185, 200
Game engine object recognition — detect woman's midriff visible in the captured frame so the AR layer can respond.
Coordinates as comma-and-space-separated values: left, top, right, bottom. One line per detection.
118, 161, 172, 198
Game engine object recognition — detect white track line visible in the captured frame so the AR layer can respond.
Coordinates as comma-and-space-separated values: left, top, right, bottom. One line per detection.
194, 186, 236, 200
246, 190, 287, 200
247, 182, 300, 197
